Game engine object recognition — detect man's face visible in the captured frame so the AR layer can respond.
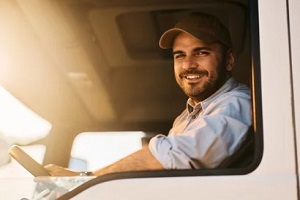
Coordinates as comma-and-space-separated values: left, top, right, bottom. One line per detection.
173, 32, 234, 104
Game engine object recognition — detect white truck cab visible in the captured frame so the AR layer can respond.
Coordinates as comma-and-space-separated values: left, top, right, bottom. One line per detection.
0, 0, 299, 199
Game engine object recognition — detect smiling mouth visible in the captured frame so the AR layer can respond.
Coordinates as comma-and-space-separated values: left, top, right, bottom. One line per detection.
184, 75, 202, 80
180, 71, 208, 82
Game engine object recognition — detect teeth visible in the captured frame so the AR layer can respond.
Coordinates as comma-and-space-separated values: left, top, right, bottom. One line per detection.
185, 75, 200, 79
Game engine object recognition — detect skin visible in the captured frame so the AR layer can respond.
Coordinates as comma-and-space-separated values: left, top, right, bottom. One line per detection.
45, 147, 164, 176
45, 32, 235, 176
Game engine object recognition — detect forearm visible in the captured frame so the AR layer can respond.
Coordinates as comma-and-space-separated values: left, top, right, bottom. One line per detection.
92, 146, 164, 176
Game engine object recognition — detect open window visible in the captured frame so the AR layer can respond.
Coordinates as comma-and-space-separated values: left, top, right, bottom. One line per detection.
60, 0, 262, 177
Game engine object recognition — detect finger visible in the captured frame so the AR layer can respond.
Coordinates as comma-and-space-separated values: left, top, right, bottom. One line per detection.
44, 164, 64, 171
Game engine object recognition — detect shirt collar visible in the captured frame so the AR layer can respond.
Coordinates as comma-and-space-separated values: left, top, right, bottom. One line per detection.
186, 78, 236, 113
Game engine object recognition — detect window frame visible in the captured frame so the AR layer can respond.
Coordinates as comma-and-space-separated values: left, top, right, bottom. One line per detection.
73, 0, 262, 181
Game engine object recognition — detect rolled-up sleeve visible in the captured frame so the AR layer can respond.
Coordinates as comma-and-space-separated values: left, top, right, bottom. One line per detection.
149, 116, 249, 169
149, 134, 194, 169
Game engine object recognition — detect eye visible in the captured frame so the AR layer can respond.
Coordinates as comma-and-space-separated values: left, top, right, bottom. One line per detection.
194, 50, 209, 57
174, 53, 185, 60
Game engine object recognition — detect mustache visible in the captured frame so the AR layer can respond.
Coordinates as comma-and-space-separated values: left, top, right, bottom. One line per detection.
179, 70, 208, 78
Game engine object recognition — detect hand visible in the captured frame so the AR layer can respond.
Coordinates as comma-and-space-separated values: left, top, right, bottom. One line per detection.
33, 176, 68, 199
45, 164, 80, 176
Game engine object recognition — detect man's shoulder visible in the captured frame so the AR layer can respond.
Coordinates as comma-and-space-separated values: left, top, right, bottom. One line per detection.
204, 79, 250, 106
222, 78, 251, 98
229, 82, 250, 97
202, 81, 251, 111
216, 85, 251, 105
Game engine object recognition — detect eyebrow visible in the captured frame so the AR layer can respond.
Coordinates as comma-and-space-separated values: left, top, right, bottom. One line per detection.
173, 46, 213, 55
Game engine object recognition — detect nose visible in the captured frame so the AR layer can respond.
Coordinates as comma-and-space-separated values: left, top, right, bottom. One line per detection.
182, 56, 198, 70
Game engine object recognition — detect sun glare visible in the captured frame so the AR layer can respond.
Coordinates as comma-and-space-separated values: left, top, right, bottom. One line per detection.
0, 85, 52, 145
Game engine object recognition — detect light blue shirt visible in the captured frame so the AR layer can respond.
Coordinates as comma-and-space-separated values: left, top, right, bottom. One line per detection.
149, 78, 252, 169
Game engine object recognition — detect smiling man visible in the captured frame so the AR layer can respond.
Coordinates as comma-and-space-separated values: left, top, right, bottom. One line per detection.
148, 12, 251, 169
45, 12, 252, 176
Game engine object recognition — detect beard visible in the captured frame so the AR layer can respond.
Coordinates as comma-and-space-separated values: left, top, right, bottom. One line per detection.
177, 64, 229, 103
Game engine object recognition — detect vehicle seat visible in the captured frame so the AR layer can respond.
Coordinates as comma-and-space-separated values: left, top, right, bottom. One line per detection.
217, 126, 255, 168
68, 131, 153, 171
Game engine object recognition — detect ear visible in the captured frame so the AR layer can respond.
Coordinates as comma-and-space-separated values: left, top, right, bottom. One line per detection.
226, 49, 235, 71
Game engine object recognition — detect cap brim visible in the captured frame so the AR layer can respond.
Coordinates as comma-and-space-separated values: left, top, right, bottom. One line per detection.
159, 28, 187, 49
159, 28, 216, 49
